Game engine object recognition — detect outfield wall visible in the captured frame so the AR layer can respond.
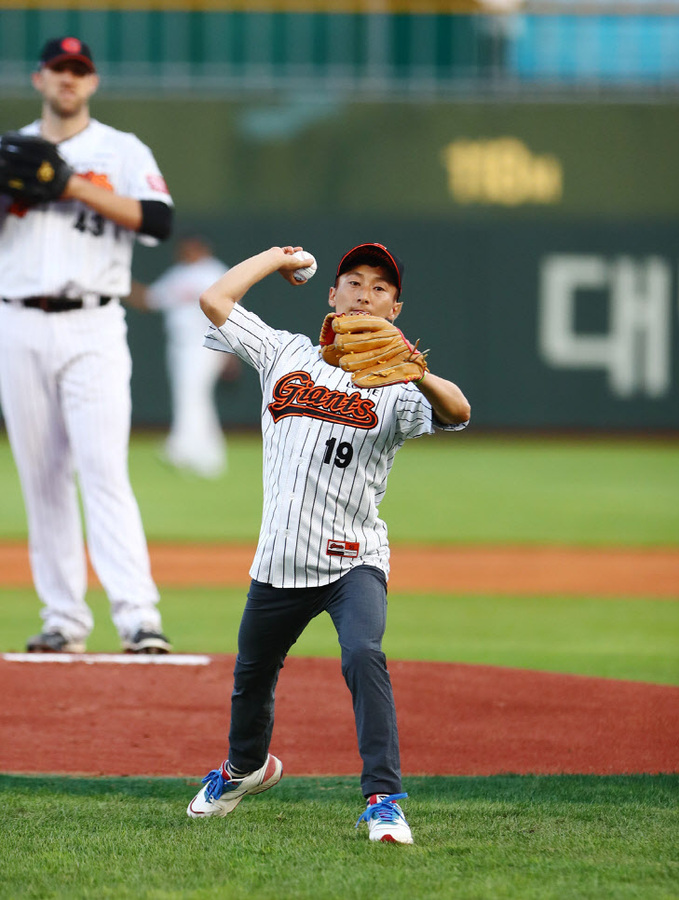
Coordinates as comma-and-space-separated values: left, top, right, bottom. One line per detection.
3, 99, 678, 220
1, 98, 677, 429
127, 216, 679, 430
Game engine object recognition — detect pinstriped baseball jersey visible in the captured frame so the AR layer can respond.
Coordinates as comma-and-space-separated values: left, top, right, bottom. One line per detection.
0, 115, 173, 646
205, 304, 468, 588
0, 119, 172, 300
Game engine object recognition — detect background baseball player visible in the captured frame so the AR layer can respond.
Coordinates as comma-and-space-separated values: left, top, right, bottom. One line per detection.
128, 234, 240, 478
186, 242, 471, 843
0, 37, 174, 654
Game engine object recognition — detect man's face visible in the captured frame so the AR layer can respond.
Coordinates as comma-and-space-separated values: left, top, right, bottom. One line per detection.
329, 264, 402, 321
31, 60, 98, 118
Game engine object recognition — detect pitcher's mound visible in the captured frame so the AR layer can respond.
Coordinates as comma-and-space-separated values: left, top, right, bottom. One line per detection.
0, 655, 676, 777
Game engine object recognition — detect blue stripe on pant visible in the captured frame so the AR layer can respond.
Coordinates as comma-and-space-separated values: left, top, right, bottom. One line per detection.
228, 564, 402, 797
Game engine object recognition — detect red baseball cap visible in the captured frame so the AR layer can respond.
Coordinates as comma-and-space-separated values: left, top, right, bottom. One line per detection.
39, 37, 96, 73
336, 243, 404, 298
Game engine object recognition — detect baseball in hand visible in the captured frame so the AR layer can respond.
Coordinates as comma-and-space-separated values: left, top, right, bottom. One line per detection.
291, 250, 318, 283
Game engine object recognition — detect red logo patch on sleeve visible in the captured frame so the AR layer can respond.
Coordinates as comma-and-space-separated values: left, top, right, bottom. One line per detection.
146, 174, 169, 193
326, 540, 360, 558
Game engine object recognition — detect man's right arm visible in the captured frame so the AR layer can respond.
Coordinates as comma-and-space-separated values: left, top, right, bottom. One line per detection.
200, 245, 310, 327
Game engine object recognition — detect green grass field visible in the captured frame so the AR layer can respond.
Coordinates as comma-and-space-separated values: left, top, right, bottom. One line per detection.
2, 432, 678, 545
1, 431, 678, 898
2, 432, 677, 681
2, 587, 678, 684
2, 774, 677, 900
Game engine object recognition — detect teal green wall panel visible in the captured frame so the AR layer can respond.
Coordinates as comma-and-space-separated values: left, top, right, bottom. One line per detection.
2, 95, 678, 430
128, 216, 679, 430
2, 98, 676, 220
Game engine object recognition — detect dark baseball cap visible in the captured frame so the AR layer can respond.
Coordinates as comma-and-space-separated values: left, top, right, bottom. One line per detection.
39, 37, 96, 73
336, 243, 404, 298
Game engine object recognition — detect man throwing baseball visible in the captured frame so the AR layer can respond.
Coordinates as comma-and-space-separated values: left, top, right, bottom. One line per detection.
0, 38, 173, 654
187, 243, 470, 843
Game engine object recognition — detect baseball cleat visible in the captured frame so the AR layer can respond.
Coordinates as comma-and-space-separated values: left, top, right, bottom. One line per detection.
123, 629, 172, 654
356, 793, 414, 844
187, 754, 283, 819
26, 630, 86, 653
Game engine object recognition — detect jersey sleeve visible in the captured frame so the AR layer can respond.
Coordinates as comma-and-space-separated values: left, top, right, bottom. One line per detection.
203, 304, 290, 371
395, 382, 469, 441
120, 134, 173, 204
119, 134, 173, 247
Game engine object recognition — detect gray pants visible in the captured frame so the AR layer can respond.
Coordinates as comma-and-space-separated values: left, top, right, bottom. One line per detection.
228, 565, 402, 797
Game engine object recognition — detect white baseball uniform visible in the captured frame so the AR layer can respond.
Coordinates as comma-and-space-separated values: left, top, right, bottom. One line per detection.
204, 304, 468, 588
0, 118, 173, 644
146, 255, 231, 478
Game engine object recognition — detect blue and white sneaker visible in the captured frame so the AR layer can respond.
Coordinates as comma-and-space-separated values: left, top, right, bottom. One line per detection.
356, 793, 414, 844
187, 754, 283, 819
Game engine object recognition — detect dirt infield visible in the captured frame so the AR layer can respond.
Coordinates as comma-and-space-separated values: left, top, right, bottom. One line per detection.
1, 539, 677, 778
1, 655, 677, 778
2, 540, 679, 597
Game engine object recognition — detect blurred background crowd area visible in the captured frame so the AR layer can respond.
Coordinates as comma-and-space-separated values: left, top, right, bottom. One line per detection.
1, 0, 677, 431
3, 0, 679, 94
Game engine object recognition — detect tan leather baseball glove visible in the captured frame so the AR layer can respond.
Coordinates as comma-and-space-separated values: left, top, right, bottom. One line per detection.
320, 313, 428, 388
319, 313, 344, 366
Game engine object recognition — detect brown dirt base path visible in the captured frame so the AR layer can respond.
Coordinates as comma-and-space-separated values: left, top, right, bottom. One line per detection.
2, 541, 679, 596
0, 654, 677, 778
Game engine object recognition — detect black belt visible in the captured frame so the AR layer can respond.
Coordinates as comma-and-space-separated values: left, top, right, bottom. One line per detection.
2, 295, 112, 312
